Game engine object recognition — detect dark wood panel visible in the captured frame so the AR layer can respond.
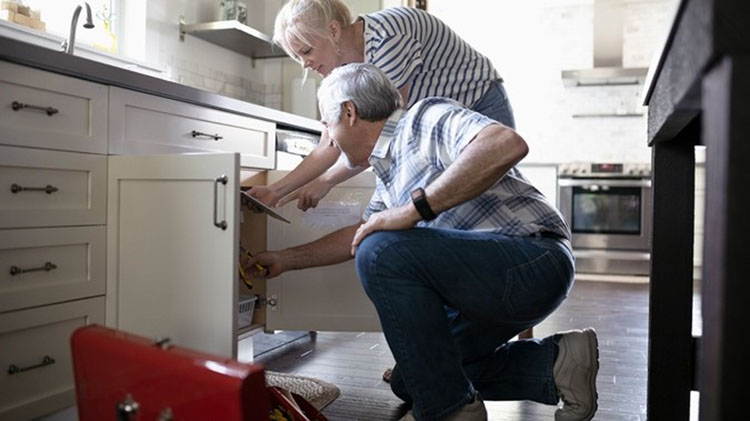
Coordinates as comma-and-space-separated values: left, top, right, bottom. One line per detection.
648, 131, 696, 420
647, 0, 711, 144
699, 54, 750, 421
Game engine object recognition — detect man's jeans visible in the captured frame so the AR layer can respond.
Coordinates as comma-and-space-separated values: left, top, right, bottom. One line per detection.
472, 79, 516, 129
355, 228, 574, 420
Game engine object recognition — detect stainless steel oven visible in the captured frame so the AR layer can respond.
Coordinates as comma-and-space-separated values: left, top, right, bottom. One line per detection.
558, 162, 651, 276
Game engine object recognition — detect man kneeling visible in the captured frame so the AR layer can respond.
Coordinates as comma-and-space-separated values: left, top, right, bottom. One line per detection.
247, 63, 598, 421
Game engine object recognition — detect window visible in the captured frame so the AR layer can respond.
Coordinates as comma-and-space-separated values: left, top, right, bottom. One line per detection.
21, 0, 121, 53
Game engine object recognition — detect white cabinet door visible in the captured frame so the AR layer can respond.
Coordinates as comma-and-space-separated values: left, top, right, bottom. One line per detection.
106, 153, 240, 358
265, 170, 380, 332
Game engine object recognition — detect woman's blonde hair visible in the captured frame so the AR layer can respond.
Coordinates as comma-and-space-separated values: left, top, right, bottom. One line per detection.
273, 0, 353, 63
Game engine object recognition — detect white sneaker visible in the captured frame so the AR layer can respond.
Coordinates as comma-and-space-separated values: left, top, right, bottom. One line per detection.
553, 328, 599, 421
399, 394, 487, 421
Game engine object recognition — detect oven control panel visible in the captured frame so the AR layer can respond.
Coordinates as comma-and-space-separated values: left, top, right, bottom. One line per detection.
557, 162, 651, 178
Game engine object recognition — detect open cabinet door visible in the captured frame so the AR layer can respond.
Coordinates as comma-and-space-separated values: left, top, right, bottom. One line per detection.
107, 153, 239, 358
266, 170, 380, 332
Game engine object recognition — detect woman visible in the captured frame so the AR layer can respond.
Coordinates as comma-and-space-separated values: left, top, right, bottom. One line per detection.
248, 0, 516, 210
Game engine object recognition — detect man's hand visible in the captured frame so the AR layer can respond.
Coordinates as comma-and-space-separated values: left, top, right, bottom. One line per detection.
246, 186, 282, 207
351, 204, 421, 256
245, 250, 287, 279
277, 178, 334, 211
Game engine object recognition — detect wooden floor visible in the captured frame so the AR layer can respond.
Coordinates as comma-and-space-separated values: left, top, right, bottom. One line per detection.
255, 280, 702, 421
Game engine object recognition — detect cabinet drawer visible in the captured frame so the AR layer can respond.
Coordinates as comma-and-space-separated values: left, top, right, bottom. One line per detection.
0, 61, 108, 154
0, 146, 106, 229
0, 297, 104, 421
109, 87, 276, 169
0, 226, 105, 313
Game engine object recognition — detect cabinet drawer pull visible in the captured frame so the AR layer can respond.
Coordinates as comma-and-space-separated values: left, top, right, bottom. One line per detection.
11, 101, 59, 116
191, 130, 223, 141
10, 183, 59, 194
7, 355, 56, 375
10, 261, 58, 276
213, 175, 228, 230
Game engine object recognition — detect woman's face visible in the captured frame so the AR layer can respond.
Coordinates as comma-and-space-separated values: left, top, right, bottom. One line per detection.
288, 32, 342, 77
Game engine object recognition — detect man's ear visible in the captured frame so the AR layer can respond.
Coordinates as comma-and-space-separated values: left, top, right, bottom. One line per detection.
343, 101, 357, 125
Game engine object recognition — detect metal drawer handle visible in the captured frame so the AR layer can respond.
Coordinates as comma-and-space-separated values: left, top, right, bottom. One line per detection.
213, 175, 228, 230
10, 261, 58, 276
11, 101, 59, 116
7, 355, 56, 375
191, 130, 223, 141
10, 183, 59, 194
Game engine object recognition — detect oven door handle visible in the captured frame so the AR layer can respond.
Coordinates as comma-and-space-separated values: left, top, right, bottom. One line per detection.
558, 179, 651, 188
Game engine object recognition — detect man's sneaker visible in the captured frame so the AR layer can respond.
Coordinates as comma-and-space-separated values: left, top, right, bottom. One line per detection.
399, 394, 487, 421
553, 328, 599, 421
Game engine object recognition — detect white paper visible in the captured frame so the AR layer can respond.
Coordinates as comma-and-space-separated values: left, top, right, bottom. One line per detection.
302, 200, 361, 230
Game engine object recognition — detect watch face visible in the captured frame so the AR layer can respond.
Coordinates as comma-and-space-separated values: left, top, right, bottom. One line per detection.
411, 188, 423, 201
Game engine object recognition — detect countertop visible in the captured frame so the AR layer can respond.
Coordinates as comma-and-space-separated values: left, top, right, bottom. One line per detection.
0, 36, 322, 135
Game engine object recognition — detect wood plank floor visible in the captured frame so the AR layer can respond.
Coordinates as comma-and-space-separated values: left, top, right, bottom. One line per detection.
255, 280, 702, 421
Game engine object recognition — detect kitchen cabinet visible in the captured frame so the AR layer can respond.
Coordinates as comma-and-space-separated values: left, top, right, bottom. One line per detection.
0, 61, 108, 154
109, 87, 276, 169
0, 64, 108, 420
106, 153, 241, 358
0, 57, 362, 419
0, 298, 104, 421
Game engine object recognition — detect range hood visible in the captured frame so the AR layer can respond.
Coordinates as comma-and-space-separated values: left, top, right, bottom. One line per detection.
562, 0, 648, 87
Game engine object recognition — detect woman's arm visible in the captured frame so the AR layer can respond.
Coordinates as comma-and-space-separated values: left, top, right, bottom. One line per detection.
278, 161, 367, 210
247, 129, 340, 206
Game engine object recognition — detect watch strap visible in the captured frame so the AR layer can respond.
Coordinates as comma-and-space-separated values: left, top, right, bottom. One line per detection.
411, 187, 437, 221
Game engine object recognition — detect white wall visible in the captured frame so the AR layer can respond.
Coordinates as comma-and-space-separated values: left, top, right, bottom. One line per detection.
429, 0, 677, 164
145, 0, 284, 109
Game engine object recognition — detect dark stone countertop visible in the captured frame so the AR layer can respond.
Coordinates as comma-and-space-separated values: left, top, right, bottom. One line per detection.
0, 35, 322, 135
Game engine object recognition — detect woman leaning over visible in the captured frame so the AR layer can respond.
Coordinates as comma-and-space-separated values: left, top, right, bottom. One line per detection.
248, 0, 516, 210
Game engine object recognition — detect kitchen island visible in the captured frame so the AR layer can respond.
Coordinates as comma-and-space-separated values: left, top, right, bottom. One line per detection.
644, 0, 749, 419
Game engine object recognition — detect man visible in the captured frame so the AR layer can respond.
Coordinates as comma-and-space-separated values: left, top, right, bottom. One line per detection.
248, 63, 599, 421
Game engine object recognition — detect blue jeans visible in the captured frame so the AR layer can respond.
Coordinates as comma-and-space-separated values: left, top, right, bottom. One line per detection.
355, 228, 574, 420
472, 79, 516, 129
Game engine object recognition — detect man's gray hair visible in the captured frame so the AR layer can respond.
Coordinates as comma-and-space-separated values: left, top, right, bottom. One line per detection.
318, 63, 401, 123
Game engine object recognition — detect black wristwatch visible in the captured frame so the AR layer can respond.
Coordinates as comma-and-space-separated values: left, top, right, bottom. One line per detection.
410, 187, 437, 221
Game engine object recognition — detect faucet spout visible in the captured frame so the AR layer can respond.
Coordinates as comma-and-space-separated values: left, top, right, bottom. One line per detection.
63, 2, 95, 55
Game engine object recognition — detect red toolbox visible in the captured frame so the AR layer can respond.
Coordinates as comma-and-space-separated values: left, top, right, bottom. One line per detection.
70, 324, 269, 420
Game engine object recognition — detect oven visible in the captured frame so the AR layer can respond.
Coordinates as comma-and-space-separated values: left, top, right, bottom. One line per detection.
558, 162, 652, 276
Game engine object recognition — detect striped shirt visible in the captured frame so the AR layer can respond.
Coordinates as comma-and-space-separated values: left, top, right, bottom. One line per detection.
361, 7, 501, 109
363, 98, 571, 240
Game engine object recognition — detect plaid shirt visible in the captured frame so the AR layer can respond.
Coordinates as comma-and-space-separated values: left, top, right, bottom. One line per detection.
363, 97, 570, 239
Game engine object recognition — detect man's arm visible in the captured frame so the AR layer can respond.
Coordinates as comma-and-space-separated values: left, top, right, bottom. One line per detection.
248, 222, 361, 278
351, 124, 527, 249
424, 124, 528, 213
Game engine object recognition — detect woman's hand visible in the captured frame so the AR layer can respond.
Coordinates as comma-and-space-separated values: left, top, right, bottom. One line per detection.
246, 186, 281, 207
351, 204, 421, 256
277, 178, 334, 211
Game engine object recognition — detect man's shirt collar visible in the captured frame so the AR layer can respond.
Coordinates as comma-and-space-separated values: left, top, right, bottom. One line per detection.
370, 109, 404, 161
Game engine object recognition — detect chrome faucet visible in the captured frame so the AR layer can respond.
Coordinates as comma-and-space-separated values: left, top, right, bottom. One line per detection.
61, 2, 95, 54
